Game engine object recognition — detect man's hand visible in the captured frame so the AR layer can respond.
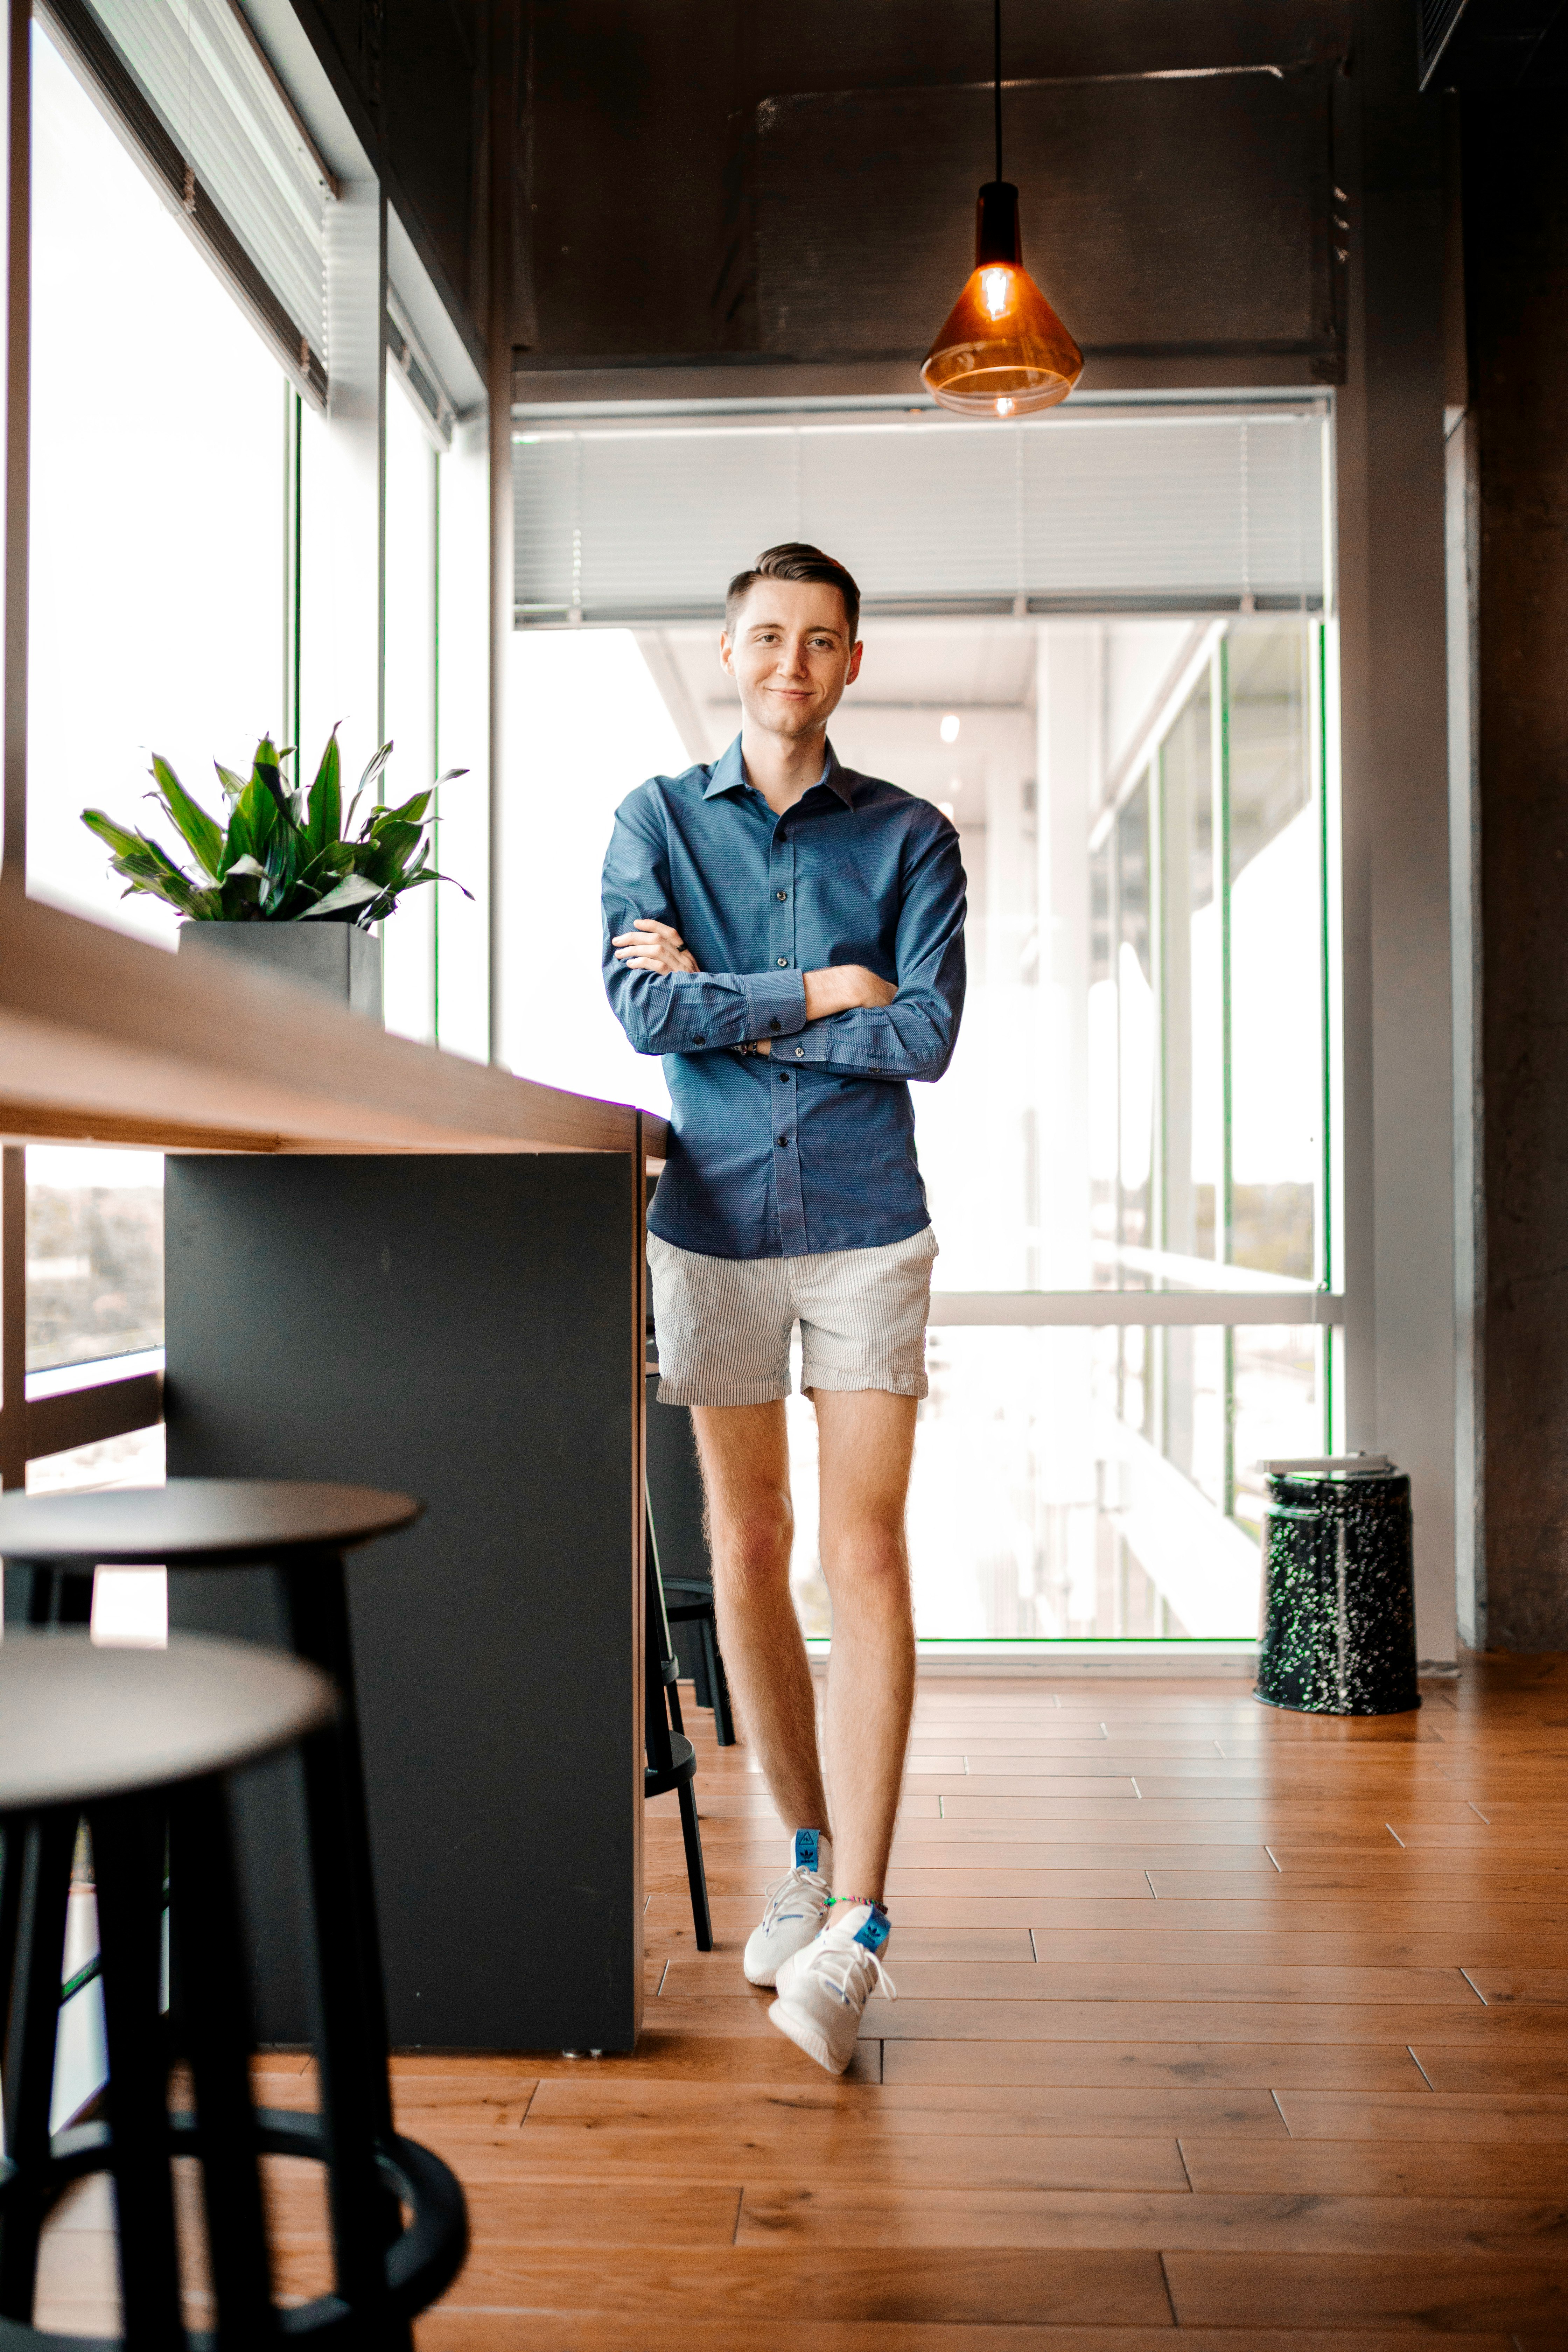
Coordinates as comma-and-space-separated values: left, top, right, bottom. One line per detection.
804, 964, 897, 1019
612, 918, 699, 975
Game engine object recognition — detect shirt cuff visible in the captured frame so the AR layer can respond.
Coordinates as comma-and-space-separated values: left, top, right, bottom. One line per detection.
741, 968, 807, 1042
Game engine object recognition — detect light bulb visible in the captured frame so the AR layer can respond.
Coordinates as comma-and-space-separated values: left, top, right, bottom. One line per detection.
979, 267, 1013, 321
940, 713, 961, 744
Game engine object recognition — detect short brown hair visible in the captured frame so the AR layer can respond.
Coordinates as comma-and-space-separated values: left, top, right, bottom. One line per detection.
725, 542, 861, 643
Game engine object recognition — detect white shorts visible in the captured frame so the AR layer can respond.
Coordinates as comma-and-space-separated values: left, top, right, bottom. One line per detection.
648, 1228, 939, 1408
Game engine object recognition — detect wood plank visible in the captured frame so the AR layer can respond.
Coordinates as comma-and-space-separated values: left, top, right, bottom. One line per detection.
1411, 2048, 1568, 2092
406, 2247, 1177, 2327
1180, 2135, 1568, 2196
733, 2184, 1568, 2252
1276, 2088, 1568, 2139
881, 2040, 1429, 2089
495, 2120, 1190, 2191
662, 1956, 1482, 2004
416, 2320, 1516, 2352
862, 1998, 1528, 2044
1465, 1966, 1568, 2002
524, 2078, 1290, 2136
1163, 2250, 1568, 2331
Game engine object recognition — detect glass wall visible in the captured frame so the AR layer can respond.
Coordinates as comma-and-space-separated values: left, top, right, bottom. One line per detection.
506, 410, 1338, 1647
24, 1147, 163, 1374
501, 629, 685, 1111
28, 20, 289, 945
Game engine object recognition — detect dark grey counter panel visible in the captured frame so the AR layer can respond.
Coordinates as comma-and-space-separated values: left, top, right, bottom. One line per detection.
164, 1152, 644, 2053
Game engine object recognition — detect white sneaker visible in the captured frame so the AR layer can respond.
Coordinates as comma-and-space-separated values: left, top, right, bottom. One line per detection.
742, 1831, 832, 1988
770, 1903, 895, 2075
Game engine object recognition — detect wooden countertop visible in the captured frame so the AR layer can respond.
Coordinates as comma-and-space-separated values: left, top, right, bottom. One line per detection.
0, 890, 667, 1158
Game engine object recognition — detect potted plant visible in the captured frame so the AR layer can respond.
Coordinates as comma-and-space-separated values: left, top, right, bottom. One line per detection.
82, 732, 469, 1022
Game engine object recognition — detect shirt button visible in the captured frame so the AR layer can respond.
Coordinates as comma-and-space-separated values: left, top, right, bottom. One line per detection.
770, 1018, 780, 1031
776, 957, 788, 967
779, 1071, 790, 1084
794, 1046, 804, 1059
693, 1034, 705, 1045
776, 890, 788, 901
778, 1134, 791, 1146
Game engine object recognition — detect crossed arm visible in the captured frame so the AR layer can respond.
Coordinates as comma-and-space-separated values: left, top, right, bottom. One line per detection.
611, 918, 894, 1055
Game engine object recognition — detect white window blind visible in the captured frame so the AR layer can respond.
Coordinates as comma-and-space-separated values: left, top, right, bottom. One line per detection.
42, 0, 331, 399
514, 404, 1329, 625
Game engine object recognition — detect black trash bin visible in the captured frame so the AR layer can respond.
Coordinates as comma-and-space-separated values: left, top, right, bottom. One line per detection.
1255, 1457, 1420, 1716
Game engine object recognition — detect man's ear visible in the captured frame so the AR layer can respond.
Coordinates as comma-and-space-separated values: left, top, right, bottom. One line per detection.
718, 631, 735, 676
846, 640, 864, 686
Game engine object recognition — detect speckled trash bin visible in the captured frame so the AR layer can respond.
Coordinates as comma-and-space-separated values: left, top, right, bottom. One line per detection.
1255, 1463, 1420, 1715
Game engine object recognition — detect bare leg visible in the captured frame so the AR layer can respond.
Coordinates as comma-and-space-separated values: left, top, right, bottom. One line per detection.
812, 1389, 918, 1904
690, 1401, 831, 1838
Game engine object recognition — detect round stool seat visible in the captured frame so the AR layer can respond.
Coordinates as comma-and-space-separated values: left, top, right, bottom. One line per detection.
0, 1630, 333, 1812
0, 1479, 420, 1568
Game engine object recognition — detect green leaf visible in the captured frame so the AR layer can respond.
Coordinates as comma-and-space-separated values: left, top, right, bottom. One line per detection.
343, 739, 393, 835
214, 763, 251, 803
148, 755, 225, 881
81, 808, 206, 914
368, 789, 433, 829
298, 873, 383, 921
354, 821, 423, 887
357, 740, 393, 797
304, 729, 342, 856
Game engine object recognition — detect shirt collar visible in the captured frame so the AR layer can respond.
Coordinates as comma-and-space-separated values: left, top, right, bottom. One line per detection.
704, 734, 855, 808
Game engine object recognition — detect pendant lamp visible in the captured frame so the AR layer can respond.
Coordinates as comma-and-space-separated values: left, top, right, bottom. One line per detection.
921, 0, 1083, 416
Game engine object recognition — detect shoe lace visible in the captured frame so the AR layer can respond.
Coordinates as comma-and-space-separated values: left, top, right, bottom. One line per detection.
807, 1935, 897, 2009
760, 1865, 828, 1932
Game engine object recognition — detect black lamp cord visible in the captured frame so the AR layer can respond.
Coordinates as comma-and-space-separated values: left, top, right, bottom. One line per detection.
993, 0, 1003, 184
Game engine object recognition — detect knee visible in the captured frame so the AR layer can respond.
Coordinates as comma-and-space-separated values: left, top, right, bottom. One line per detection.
822, 1524, 910, 1598
712, 1499, 794, 1588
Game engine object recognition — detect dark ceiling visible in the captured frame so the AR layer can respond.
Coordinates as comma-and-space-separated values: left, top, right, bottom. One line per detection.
520, 0, 1357, 372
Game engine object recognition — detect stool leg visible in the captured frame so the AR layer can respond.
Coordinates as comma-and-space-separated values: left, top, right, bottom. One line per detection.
0, 1806, 76, 2321
8, 1558, 91, 1629
706, 1615, 737, 1748
677, 1776, 714, 1953
169, 1777, 277, 2349
90, 1791, 186, 2350
279, 1549, 406, 2343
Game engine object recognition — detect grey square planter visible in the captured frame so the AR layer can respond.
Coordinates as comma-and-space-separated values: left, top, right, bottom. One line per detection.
177, 922, 383, 1022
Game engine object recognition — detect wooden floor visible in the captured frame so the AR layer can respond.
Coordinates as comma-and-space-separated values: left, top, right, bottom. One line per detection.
40, 1656, 1568, 2346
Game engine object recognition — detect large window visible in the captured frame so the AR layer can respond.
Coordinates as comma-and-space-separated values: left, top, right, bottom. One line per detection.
28, 19, 290, 945
382, 373, 440, 1043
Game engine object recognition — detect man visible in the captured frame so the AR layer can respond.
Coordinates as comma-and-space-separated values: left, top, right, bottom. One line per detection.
601, 542, 966, 2074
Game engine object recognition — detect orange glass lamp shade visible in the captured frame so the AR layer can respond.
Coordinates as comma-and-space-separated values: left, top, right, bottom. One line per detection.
922, 181, 1082, 416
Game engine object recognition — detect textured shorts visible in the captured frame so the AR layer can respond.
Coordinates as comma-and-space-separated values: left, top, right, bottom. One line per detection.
648, 1227, 939, 1408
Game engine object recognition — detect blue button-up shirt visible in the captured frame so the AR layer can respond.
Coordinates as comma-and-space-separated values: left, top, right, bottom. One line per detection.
601, 736, 967, 1259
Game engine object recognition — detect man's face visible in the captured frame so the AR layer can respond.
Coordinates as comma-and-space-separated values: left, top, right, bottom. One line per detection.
720, 579, 863, 742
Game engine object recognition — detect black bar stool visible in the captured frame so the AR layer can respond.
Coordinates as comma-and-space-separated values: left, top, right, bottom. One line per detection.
645, 1373, 735, 1746
0, 1627, 468, 2346
644, 1537, 712, 1952
0, 1482, 469, 2345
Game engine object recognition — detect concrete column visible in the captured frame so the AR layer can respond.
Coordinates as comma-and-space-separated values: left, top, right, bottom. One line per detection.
1464, 91, 1568, 1647
1335, 10, 1457, 1660
1036, 622, 1099, 1290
